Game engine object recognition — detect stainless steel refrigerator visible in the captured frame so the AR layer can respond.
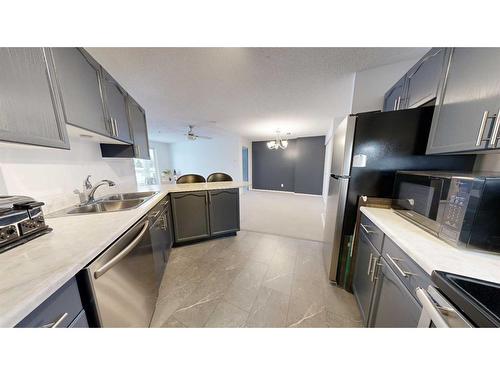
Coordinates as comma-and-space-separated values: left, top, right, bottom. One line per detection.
322, 107, 476, 288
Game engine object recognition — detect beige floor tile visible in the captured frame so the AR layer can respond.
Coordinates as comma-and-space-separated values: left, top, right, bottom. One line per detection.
153, 231, 362, 328
287, 275, 326, 327
223, 261, 269, 312
325, 310, 363, 328
323, 284, 362, 323
205, 301, 249, 328
245, 286, 290, 327
240, 190, 325, 241
159, 316, 186, 328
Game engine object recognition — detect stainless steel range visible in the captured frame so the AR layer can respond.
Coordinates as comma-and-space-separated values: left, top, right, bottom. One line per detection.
0, 196, 52, 254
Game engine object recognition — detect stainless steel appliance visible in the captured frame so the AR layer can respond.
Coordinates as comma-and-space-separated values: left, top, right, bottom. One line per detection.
148, 196, 172, 286
416, 285, 472, 328
417, 271, 500, 328
323, 107, 476, 287
82, 215, 158, 327
392, 171, 500, 252
0, 196, 52, 254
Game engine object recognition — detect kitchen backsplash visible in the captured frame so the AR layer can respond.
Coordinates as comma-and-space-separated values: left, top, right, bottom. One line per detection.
0, 134, 137, 213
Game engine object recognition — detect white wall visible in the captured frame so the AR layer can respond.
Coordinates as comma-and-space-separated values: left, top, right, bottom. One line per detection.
351, 58, 423, 114
0, 135, 136, 213
150, 141, 172, 174
169, 132, 245, 181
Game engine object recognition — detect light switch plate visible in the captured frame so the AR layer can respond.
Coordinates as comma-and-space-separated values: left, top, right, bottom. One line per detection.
352, 154, 367, 168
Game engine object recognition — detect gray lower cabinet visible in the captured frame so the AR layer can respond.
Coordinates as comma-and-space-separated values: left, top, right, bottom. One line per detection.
383, 75, 406, 111
16, 277, 87, 328
208, 189, 240, 236
127, 96, 150, 159
427, 48, 500, 154
0, 48, 69, 149
101, 70, 132, 143
406, 48, 446, 109
69, 309, 89, 328
171, 191, 211, 243
51, 48, 109, 136
352, 231, 380, 326
369, 258, 422, 328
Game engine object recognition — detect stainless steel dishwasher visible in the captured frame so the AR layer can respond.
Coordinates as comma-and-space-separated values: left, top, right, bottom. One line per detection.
83, 215, 158, 327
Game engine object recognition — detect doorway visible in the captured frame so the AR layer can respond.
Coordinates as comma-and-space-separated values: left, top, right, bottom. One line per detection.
242, 146, 249, 189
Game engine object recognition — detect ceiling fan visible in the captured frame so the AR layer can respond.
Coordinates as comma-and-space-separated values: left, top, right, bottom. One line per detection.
185, 125, 212, 141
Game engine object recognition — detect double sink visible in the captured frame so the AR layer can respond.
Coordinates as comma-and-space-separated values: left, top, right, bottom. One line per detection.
66, 191, 158, 215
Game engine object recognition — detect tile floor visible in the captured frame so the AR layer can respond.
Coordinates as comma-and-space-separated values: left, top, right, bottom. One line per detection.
150, 230, 362, 328
240, 190, 325, 241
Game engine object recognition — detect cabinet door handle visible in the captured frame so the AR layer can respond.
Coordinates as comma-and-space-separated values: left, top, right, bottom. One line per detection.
41, 312, 68, 328
360, 223, 375, 234
386, 253, 416, 278
367, 252, 373, 275
113, 118, 119, 138
489, 109, 500, 148
94, 221, 149, 279
476, 111, 490, 146
370, 258, 379, 282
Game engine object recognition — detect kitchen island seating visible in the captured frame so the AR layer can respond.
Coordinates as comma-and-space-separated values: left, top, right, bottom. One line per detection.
207, 172, 233, 182
176, 174, 206, 184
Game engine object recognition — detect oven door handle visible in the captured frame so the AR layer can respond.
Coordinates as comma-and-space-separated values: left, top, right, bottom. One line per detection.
94, 221, 150, 279
416, 287, 450, 328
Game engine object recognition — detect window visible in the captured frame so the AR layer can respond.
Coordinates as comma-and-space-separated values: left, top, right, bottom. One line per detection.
134, 148, 160, 186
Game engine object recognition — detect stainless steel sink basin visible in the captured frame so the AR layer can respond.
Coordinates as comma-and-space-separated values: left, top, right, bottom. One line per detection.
99, 191, 157, 201
66, 199, 146, 214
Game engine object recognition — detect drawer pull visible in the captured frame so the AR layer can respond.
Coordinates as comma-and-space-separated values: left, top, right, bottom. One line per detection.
41, 312, 68, 328
360, 223, 375, 234
386, 253, 416, 278
476, 111, 491, 146
490, 109, 500, 148
370, 258, 379, 282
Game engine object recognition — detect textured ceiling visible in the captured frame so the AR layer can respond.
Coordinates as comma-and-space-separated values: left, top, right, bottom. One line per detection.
85, 48, 429, 142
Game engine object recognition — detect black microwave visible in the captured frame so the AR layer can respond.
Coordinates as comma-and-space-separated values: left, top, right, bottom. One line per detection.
392, 171, 500, 252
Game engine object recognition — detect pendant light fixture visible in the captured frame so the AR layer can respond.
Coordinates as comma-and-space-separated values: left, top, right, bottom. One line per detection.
267, 131, 290, 150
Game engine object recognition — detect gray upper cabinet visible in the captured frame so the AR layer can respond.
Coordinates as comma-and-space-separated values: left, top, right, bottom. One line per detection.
101, 70, 132, 143
0, 48, 69, 149
406, 48, 446, 109
127, 96, 150, 159
208, 189, 240, 236
171, 191, 210, 243
427, 48, 500, 154
383, 75, 406, 111
51, 48, 109, 136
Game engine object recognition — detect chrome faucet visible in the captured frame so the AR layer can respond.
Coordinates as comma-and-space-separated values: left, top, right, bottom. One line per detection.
86, 179, 116, 204
74, 175, 94, 205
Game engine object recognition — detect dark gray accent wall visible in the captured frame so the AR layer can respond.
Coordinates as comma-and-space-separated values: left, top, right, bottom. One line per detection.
294, 136, 326, 195
252, 136, 325, 195
252, 139, 296, 192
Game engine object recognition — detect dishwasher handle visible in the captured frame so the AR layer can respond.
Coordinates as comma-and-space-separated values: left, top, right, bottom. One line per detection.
94, 221, 150, 279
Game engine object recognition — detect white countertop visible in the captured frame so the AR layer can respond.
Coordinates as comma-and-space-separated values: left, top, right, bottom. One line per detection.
0, 181, 247, 327
360, 206, 500, 285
